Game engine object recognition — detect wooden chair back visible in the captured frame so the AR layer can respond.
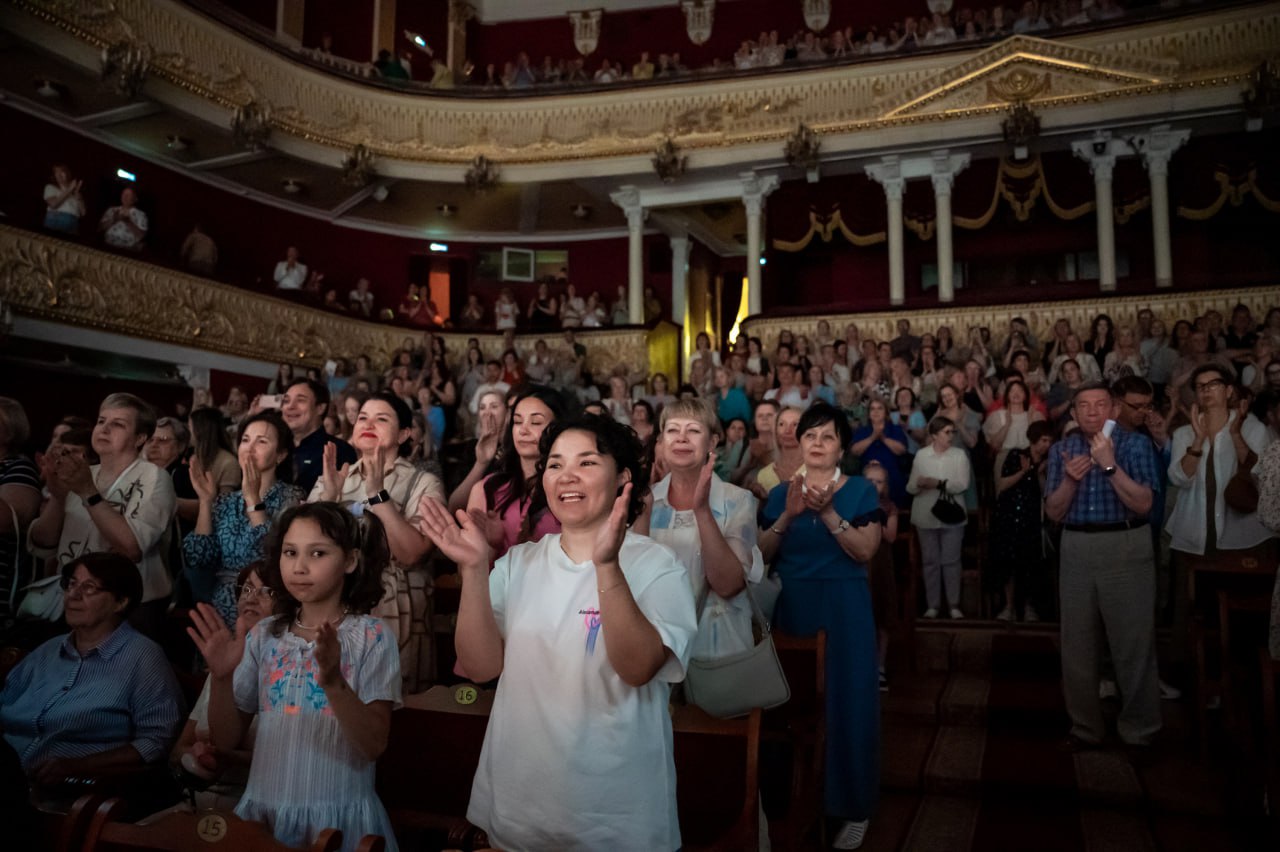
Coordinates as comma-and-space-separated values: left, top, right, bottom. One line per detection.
78, 797, 380, 851
762, 630, 826, 851
672, 704, 761, 852
376, 685, 491, 843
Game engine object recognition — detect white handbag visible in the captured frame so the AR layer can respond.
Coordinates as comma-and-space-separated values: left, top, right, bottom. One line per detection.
16, 574, 64, 622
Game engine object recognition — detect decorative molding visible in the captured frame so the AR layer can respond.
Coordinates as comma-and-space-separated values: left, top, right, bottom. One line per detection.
742, 285, 1280, 359
5, 0, 1276, 167
0, 225, 655, 376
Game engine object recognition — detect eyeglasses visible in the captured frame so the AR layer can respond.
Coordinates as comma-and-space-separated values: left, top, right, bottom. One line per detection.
1194, 379, 1227, 392
1121, 400, 1154, 413
148, 435, 175, 444
236, 584, 275, 601
60, 577, 107, 597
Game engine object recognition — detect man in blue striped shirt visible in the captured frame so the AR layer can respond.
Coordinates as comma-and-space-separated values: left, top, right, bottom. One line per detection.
1046, 382, 1161, 755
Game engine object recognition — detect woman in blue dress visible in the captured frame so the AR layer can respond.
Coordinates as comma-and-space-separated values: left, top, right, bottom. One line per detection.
759, 402, 881, 851
849, 397, 909, 508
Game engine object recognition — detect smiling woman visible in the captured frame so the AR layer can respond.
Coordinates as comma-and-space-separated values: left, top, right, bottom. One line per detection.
308, 392, 444, 689
418, 415, 697, 851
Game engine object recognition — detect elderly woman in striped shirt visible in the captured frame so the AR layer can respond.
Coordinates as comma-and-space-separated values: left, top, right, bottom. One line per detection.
0, 552, 184, 789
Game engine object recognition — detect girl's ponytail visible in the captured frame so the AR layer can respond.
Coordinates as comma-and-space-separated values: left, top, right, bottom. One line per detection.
345, 509, 391, 615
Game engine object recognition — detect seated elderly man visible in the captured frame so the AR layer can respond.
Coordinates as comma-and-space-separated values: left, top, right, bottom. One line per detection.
0, 552, 184, 799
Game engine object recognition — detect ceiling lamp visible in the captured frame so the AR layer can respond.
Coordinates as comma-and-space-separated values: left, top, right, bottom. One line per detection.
281, 178, 305, 194
35, 78, 64, 99
571, 203, 592, 219
165, 134, 191, 151
437, 203, 456, 217
464, 155, 499, 194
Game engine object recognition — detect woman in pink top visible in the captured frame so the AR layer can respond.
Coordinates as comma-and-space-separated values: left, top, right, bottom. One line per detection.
465, 387, 567, 560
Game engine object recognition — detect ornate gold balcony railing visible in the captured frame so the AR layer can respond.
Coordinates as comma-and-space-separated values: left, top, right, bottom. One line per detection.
0, 225, 672, 378
4, 0, 1276, 169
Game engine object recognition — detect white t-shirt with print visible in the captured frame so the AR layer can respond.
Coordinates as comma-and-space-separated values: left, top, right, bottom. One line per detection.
467, 532, 697, 852
43, 458, 175, 602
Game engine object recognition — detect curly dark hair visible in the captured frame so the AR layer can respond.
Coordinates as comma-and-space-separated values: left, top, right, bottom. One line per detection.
261, 502, 390, 635
524, 414, 650, 534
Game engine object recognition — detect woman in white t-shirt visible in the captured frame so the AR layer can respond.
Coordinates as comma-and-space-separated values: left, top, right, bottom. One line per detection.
419, 415, 697, 852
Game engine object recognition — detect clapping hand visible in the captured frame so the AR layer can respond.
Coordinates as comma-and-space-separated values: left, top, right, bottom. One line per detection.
802, 478, 836, 513
190, 454, 219, 504
1060, 449, 1094, 482
365, 445, 391, 496
692, 452, 716, 511
592, 482, 632, 567
475, 411, 501, 466
1088, 430, 1116, 469
313, 621, 343, 689
40, 450, 68, 499
1230, 398, 1249, 434
1189, 403, 1209, 445
417, 494, 491, 573
321, 441, 351, 502
467, 507, 506, 553
187, 603, 247, 680
782, 473, 806, 520
56, 450, 96, 500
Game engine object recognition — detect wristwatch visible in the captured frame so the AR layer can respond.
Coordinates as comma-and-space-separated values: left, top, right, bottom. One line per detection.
1102, 465, 1118, 477
831, 518, 851, 534
83, 492, 104, 507
249, 501, 268, 513
366, 489, 392, 506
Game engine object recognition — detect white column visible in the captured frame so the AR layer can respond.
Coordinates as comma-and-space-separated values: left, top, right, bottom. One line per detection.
1142, 126, 1190, 289
931, 151, 970, 304
669, 233, 690, 324
740, 172, 779, 316
1072, 136, 1119, 292
610, 187, 646, 324
866, 158, 906, 306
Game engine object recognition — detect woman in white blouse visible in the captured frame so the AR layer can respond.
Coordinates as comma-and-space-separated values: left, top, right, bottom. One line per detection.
634, 399, 764, 661
982, 379, 1044, 475
907, 417, 972, 619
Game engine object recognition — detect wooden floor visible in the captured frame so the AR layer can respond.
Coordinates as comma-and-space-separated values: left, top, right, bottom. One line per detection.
777, 623, 1271, 852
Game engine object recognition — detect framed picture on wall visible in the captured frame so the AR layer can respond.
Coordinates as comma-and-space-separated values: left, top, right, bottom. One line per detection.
503, 247, 534, 281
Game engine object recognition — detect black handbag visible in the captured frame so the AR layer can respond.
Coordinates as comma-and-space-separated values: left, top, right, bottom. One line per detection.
930, 480, 967, 525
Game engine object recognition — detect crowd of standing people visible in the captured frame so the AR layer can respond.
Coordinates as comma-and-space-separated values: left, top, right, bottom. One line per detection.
2, 295, 1279, 850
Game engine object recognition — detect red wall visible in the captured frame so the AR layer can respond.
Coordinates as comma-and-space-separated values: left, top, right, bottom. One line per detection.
302, 0, 377, 60
4, 106, 661, 324
761, 132, 1280, 313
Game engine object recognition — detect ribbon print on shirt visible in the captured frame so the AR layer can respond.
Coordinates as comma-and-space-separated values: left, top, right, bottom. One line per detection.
580, 607, 602, 655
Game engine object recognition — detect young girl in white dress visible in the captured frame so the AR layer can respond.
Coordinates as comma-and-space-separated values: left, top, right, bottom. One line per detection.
188, 503, 401, 852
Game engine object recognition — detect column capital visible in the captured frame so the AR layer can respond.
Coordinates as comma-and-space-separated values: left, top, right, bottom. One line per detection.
866, 156, 905, 201
740, 172, 779, 216
1071, 134, 1121, 182
1140, 125, 1191, 177
610, 185, 646, 227
930, 150, 971, 197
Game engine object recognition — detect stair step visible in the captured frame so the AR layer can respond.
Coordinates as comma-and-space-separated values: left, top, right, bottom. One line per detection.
880, 717, 934, 791
922, 725, 985, 795
881, 672, 946, 720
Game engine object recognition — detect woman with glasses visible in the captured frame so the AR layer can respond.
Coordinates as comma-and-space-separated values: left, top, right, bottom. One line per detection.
1166, 364, 1273, 559
906, 417, 973, 619
168, 564, 272, 808
0, 552, 184, 794
183, 413, 300, 625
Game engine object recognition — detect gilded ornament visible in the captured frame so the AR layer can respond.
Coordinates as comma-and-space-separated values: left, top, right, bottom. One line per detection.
652, 137, 687, 183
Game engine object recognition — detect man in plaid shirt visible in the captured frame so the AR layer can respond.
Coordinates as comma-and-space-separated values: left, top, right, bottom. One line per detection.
1046, 382, 1161, 755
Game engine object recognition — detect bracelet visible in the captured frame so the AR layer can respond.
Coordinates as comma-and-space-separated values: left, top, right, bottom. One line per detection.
599, 580, 627, 595
770, 523, 788, 535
